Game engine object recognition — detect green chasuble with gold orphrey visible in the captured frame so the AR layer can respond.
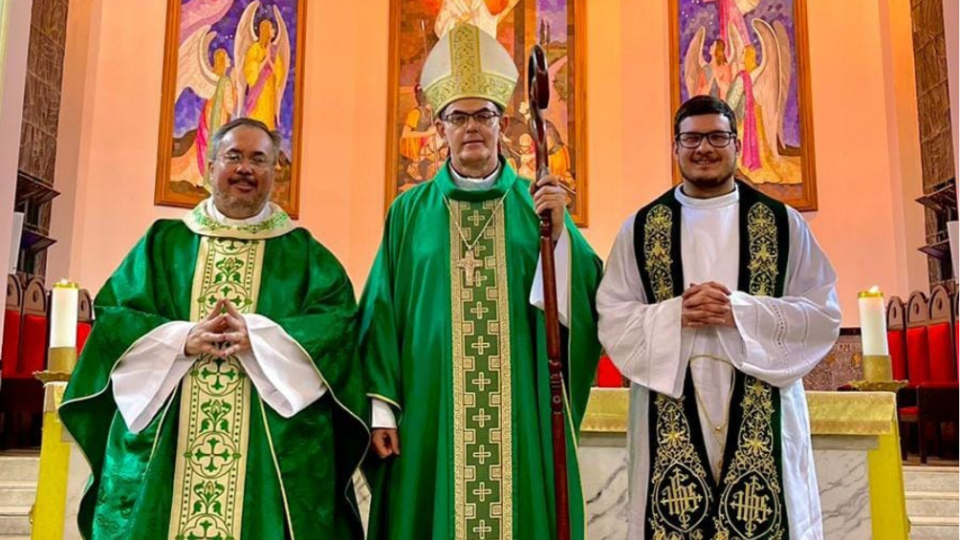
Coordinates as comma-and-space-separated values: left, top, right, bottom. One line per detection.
361, 160, 603, 540
59, 204, 370, 540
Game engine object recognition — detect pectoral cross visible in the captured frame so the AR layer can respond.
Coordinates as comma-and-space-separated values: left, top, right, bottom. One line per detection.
457, 249, 482, 287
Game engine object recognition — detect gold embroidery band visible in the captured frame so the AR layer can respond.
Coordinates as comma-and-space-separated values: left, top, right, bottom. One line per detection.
648, 393, 712, 536
169, 236, 265, 539
643, 204, 675, 303
746, 203, 779, 298
717, 376, 785, 538
643, 191, 789, 539
451, 199, 513, 540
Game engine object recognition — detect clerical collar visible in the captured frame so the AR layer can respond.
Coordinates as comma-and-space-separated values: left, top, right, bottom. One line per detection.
449, 163, 501, 191
675, 184, 740, 210
206, 197, 273, 226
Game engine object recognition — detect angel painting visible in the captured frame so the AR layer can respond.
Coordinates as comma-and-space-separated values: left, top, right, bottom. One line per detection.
387, 0, 589, 224
156, 0, 304, 217
675, 0, 817, 210
235, 3, 291, 131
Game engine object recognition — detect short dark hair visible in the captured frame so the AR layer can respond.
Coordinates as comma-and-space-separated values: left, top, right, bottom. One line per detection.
673, 95, 738, 137
210, 117, 282, 160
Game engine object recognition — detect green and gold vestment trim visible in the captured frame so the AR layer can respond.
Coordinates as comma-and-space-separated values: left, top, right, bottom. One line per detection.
633, 182, 791, 539
184, 199, 293, 240
450, 198, 513, 540
168, 236, 264, 540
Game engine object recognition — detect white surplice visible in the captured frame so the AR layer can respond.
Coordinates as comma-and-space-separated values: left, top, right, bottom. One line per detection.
597, 185, 841, 540
111, 199, 327, 433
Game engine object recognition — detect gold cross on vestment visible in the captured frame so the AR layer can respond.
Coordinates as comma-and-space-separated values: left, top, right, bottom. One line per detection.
458, 250, 482, 287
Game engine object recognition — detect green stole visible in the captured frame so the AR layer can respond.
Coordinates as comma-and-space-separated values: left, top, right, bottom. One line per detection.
632, 182, 791, 540
168, 203, 297, 539
445, 170, 515, 539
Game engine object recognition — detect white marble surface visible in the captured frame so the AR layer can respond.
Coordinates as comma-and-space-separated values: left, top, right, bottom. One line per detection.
572, 434, 878, 539
813, 448, 873, 540
579, 438, 631, 539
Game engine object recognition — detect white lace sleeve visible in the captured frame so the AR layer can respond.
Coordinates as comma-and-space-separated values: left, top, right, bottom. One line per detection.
597, 215, 687, 398
728, 208, 841, 386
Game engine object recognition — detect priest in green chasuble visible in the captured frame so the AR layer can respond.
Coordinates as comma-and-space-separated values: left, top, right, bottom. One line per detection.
59, 118, 370, 540
361, 23, 603, 540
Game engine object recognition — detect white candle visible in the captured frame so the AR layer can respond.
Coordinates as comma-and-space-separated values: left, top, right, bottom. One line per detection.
858, 286, 889, 356
50, 280, 79, 349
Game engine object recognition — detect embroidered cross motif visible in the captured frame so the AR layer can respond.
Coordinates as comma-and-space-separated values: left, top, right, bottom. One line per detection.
473, 445, 492, 465
467, 210, 486, 227
472, 519, 493, 538
198, 358, 240, 392
471, 336, 492, 355
470, 301, 490, 319
191, 436, 233, 473
472, 408, 491, 428
474, 373, 492, 392
473, 482, 493, 503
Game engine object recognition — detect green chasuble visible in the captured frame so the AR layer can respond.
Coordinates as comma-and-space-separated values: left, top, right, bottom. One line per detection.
60, 203, 370, 540
361, 160, 603, 540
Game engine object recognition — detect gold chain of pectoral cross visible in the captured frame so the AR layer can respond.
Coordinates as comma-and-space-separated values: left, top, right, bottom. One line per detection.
443, 192, 509, 287
690, 354, 736, 483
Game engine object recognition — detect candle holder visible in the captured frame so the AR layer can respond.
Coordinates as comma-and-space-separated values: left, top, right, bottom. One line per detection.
31, 279, 80, 538
849, 287, 906, 392
848, 353, 908, 392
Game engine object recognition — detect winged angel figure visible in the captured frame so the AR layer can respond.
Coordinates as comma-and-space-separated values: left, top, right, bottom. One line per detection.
684, 14, 798, 184
170, 2, 291, 188
174, 25, 236, 186
234, 1, 291, 132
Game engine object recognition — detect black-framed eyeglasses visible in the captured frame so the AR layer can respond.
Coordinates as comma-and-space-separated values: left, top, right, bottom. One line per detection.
675, 131, 737, 149
442, 110, 501, 128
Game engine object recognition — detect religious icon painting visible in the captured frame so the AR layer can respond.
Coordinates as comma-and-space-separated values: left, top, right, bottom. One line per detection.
385, 0, 589, 225
154, 0, 305, 218
672, 0, 818, 211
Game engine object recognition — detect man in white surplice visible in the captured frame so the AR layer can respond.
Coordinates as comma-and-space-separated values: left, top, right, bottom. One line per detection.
597, 96, 840, 540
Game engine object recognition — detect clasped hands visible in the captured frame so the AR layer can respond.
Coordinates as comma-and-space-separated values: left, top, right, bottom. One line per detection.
681, 281, 736, 328
184, 298, 251, 358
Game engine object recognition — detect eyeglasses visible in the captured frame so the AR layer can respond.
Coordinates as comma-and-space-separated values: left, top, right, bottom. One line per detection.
442, 110, 501, 128
675, 131, 737, 149
219, 151, 275, 170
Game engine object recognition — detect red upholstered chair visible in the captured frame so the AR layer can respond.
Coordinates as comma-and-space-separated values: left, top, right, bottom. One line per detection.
0, 278, 45, 449
904, 292, 932, 387
76, 289, 93, 354
927, 286, 958, 383
887, 296, 908, 381
18, 278, 48, 376
1, 276, 23, 379
898, 292, 930, 459
914, 286, 960, 462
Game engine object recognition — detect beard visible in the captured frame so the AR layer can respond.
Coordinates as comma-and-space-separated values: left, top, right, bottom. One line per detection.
212, 179, 270, 218
679, 156, 737, 188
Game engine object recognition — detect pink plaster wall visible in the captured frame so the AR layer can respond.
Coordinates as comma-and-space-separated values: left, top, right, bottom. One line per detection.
49, 0, 930, 326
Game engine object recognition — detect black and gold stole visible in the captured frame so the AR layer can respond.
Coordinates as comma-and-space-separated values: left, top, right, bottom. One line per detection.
632, 182, 791, 540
